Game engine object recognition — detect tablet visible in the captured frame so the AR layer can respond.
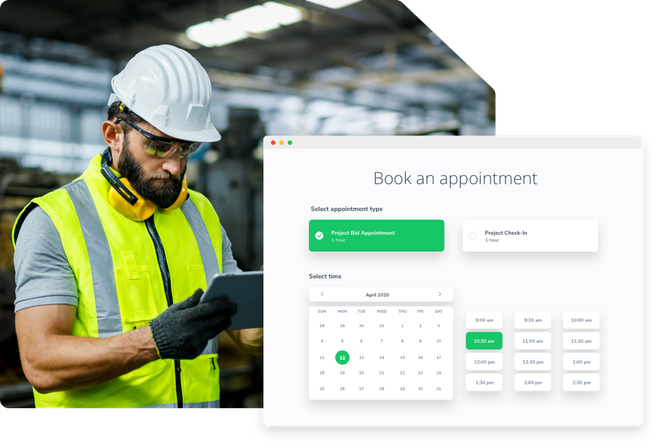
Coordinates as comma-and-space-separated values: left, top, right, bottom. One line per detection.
199, 271, 263, 330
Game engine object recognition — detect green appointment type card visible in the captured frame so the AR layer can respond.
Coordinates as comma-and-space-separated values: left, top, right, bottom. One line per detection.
309, 220, 444, 252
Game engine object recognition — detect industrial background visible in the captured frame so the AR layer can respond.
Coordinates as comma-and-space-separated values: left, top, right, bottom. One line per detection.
0, 0, 494, 407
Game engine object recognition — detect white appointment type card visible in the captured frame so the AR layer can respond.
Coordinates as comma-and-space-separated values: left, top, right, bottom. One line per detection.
263, 136, 643, 426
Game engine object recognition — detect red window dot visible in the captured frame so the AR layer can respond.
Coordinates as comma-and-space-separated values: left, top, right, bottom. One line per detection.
271, 140, 276, 145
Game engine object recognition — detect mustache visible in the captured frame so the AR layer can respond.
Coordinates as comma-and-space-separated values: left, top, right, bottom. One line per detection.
147, 172, 183, 181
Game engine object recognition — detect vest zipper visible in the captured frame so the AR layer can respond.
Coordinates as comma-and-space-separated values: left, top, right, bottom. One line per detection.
145, 215, 184, 409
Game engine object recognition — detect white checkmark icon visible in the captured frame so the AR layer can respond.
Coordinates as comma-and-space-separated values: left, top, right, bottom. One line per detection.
315, 231, 324, 240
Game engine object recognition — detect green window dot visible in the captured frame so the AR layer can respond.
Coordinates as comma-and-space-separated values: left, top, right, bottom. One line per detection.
288, 140, 293, 145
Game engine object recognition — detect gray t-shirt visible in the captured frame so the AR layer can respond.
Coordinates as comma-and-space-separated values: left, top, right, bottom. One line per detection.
14, 206, 241, 312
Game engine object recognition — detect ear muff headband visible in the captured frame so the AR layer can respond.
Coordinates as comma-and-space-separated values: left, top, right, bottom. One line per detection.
101, 148, 187, 221
100, 148, 137, 205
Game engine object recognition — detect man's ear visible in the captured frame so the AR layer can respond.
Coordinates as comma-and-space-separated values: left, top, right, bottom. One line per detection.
102, 120, 123, 160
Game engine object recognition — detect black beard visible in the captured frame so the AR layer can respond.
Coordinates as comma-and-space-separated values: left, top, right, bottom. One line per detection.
116, 143, 185, 209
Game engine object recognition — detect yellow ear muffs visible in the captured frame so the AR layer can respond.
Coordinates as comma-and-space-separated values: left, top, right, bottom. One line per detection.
108, 176, 187, 221
101, 147, 188, 221
108, 178, 157, 222
161, 176, 188, 212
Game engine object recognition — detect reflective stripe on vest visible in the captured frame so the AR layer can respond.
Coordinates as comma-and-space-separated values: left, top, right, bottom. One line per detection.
15, 154, 225, 408
141, 400, 220, 409
66, 179, 122, 338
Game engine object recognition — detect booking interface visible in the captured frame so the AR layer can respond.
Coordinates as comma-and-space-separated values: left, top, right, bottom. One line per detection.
262, 136, 642, 426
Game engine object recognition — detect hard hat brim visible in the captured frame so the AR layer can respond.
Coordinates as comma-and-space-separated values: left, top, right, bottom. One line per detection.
154, 123, 222, 144
108, 93, 222, 144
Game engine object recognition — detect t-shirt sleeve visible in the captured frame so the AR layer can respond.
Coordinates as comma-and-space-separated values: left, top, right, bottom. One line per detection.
221, 225, 243, 274
14, 206, 78, 312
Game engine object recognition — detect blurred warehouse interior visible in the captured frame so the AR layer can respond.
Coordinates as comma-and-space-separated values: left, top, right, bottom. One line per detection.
0, 0, 494, 407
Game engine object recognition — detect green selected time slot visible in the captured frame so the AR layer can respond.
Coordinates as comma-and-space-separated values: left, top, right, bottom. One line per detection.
466, 332, 503, 350
309, 219, 445, 252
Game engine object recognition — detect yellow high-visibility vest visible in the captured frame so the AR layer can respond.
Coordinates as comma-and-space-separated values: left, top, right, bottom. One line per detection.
13, 153, 224, 408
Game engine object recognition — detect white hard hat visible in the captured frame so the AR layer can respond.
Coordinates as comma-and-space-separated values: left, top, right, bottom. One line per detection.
108, 44, 221, 143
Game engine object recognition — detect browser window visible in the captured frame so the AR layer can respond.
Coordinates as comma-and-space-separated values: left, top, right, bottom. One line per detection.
263, 136, 642, 426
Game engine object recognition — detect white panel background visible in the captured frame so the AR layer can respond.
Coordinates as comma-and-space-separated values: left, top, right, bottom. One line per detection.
262, 141, 642, 426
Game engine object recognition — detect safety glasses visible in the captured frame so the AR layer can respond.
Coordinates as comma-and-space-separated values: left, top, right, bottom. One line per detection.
115, 118, 201, 159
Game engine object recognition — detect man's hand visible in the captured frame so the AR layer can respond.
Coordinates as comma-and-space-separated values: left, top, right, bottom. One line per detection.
149, 289, 237, 360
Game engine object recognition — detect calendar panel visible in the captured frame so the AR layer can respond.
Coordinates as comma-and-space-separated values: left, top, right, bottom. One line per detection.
309, 306, 453, 400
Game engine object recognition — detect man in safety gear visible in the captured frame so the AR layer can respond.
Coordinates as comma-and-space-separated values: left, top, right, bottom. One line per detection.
12, 44, 263, 408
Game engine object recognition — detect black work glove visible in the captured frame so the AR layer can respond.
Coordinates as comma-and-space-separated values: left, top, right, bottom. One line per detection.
149, 288, 237, 360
